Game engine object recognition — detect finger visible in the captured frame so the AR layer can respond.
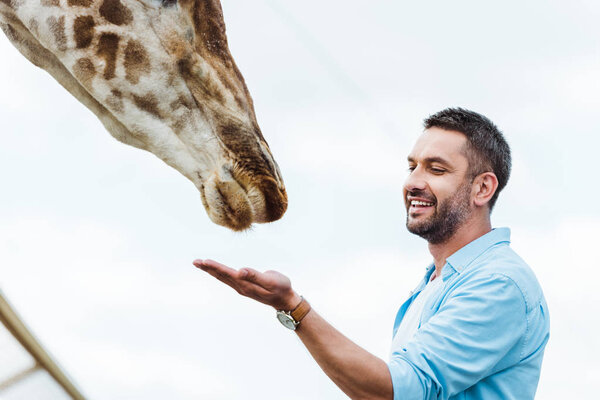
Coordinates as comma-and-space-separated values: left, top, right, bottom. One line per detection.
196, 259, 238, 276
197, 260, 244, 289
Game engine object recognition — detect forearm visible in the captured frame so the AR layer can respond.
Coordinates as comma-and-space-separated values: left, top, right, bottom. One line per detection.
193, 260, 393, 400
295, 307, 393, 400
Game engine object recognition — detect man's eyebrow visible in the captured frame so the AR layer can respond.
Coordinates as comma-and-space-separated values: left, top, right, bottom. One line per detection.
407, 156, 453, 166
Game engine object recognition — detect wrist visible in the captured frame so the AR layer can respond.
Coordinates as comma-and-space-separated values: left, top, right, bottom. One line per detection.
276, 295, 311, 331
280, 291, 302, 312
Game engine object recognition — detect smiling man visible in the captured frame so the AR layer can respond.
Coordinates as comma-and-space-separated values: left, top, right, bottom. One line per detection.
194, 108, 550, 400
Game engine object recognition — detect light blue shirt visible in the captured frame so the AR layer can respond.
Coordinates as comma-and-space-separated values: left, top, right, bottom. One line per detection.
388, 228, 550, 400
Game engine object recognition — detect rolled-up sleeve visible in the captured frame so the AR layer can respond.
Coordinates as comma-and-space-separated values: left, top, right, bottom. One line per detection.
388, 273, 527, 400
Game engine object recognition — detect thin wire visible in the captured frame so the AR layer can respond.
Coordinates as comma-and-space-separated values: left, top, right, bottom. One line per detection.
263, 0, 371, 104
262, 0, 404, 142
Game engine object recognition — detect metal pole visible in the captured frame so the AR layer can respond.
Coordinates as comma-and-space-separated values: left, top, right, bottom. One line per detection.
0, 290, 86, 400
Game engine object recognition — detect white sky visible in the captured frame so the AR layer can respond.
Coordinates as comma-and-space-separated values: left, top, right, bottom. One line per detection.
1, 0, 599, 398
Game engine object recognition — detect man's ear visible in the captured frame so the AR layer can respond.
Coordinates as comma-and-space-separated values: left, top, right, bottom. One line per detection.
472, 172, 499, 208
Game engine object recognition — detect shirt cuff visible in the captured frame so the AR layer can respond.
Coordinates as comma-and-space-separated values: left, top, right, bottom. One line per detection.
388, 355, 430, 400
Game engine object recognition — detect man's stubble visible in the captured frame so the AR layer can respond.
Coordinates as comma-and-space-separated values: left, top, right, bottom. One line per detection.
406, 180, 473, 245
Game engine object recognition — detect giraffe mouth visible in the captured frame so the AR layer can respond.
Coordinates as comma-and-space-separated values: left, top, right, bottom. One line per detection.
199, 169, 287, 231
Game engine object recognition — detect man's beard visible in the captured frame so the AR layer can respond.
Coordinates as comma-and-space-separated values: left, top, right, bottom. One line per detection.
406, 181, 473, 245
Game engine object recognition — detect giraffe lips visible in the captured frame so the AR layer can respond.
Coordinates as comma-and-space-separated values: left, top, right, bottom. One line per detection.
200, 173, 287, 231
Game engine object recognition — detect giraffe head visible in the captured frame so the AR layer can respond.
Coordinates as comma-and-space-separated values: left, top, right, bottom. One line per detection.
0, 0, 287, 231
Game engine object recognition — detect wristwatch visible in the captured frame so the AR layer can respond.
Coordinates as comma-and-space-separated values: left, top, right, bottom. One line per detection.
276, 296, 311, 330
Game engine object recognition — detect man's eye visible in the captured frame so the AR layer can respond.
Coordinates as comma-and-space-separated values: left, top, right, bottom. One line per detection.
407, 166, 416, 172
431, 168, 445, 174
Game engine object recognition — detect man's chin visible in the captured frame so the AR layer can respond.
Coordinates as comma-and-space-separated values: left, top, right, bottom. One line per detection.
406, 220, 432, 237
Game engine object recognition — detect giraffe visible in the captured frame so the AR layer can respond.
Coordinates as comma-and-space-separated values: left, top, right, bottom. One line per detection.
0, 0, 287, 231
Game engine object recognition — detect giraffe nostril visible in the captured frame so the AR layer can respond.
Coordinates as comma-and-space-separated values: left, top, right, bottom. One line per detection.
161, 0, 178, 8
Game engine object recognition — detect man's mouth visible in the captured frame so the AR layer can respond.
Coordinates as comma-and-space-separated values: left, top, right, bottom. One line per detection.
410, 200, 435, 207
407, 198, 436, 216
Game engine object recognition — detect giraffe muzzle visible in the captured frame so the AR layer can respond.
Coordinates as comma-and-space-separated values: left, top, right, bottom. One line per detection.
200, 167, 287, 231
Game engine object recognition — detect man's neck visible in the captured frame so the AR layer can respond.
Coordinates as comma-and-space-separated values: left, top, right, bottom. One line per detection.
428, 217, 492, 276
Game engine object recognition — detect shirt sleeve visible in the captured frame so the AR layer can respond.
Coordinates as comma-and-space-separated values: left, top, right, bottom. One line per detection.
388, 273, 527, 400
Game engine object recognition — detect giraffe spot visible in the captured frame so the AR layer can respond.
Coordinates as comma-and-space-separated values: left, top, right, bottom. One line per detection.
170, 95, 194, 112
124, 40, 150, 85
47, 16, 67, 52
73, 16, 95, 48
106, 89, 123, 113
0, 23, 17, 41
28, 19, 39, 37
41, 0, 60, 6
73, 57, 96, 86
99, 0, 133, 26
67, 0, 93, 7
192, 0, 230, 62
216, 67, 246, 110
2, 0, 24, 8
133, 93, 162, 118
172, 111, 191, 134
96, 33, 120, 80
177, 58, 225, 106
217, 122, 273, 177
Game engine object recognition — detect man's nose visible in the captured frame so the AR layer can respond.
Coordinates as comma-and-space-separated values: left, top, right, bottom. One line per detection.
403, 167, 427, 193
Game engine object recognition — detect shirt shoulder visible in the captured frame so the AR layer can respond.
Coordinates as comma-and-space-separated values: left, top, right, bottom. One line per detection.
461, 242, 545, 314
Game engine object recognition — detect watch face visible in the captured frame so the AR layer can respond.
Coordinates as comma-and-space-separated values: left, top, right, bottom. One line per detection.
276, 312, 297, 330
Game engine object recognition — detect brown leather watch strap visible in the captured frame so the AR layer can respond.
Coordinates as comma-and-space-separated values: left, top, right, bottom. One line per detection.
290, 296, 311, 323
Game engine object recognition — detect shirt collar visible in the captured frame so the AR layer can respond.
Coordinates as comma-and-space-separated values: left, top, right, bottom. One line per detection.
443, 227, 511, 278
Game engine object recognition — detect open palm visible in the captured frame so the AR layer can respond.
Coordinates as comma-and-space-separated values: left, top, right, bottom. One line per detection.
193, 259, 301, 311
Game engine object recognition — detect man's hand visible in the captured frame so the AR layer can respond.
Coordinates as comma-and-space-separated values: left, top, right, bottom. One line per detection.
193, 259, 302, 311
193, 258, 393, 400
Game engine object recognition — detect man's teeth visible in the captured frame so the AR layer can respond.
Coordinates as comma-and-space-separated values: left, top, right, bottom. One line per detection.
411, 200, 434, 206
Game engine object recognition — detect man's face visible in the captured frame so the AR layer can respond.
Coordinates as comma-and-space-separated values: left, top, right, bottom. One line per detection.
404, 127, 474, 244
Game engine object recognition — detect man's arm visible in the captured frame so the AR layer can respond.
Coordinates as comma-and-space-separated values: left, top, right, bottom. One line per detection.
193, 259, 393, 400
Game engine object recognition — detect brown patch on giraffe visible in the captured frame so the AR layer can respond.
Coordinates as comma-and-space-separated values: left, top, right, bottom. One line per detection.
177, 57, 225, 106
215, 67, 246, 110
106, 89, 123, 113
217, 123, 274, 178
133, 93, 162, 118
169, 95, 194, 133
124, 40, 150, 84
172, 109, 193, 134
0, 23, 17, 42
47, 16, 67, 52
73, 16, 95, 48
96, 33, 120, 80
99, 0, 133, 26
73, 57, 96, 86
189, 0, 259, 119
192, 0, 230, 62
28, 19, 39, 37
41, 0, 60, 6
170, 95, 194, 112
67, 0, 92, 7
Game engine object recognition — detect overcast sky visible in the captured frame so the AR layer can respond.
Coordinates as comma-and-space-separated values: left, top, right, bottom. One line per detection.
1, 0, 599, 398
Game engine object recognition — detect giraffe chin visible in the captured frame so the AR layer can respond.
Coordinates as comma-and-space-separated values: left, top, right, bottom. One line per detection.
200, 174, 287, 231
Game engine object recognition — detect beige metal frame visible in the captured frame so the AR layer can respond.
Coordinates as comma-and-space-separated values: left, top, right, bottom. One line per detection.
0, 290, 86, 400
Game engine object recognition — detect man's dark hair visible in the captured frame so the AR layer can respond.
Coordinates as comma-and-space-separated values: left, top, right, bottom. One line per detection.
424, 107, 511, 211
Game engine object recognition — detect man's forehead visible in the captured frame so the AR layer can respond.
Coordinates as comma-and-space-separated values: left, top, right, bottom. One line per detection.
407, 127, 468, 163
